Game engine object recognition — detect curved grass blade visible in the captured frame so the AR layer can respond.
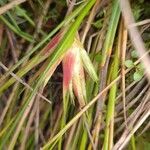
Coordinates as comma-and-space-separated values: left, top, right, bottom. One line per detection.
0, 0, 96, 149
0, 15, 34, 42
0, 1, 88, 85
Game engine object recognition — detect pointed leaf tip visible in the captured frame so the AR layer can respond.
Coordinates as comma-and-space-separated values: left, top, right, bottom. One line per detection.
80, 48, 99, 82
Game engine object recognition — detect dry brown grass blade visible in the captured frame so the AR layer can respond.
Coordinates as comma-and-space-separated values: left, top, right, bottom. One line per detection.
120, 0, 150, 81
81, 0, 101, 43
0, 1, 149, 148
8, 94, 36, 150
20, 101, 37, 150
116, 77, 146, 112
129, 19, 150, 28
120, 18, 128, 128
0, 62, 51, 104
119, 84, 149, 116
42, 49, 150, 148
0, 83, 19, 126
0, 0, 26, 15
115, 87, 149, 136
139, 120, 150, 136
113, 98, 150, 150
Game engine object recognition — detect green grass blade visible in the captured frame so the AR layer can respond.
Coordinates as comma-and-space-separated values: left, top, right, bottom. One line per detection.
0, 1, 88, 84
103, 32, 120, 150
101, 0, 120, 66
0, 0, 96, 148
0, 15, 34, 42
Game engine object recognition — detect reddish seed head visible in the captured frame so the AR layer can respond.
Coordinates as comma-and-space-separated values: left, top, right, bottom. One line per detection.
63, 50, 76, 90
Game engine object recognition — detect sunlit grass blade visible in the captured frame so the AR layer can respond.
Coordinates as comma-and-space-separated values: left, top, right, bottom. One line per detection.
0, 0, 148, 149
101, 0, 120, 66
80, 47, 98, 82
0, 1, 96, 148
0, 1, 88, 84
0, 31, 63, 93
103, 25, 121, 150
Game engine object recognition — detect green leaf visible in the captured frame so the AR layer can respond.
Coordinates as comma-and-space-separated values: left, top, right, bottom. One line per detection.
125, 60, 134, 68
0, 1, 88, 94
137, 63, 144, 72
144, 142, 150, 150
131, 50, 138, 58
14, 6, 26, 17
0, 16, 34, 42
132, 4, 143, 21
133, 71, 143, 81
92, 19, 103, 29
0, 1, 96, 149
95, 53, 102, 62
